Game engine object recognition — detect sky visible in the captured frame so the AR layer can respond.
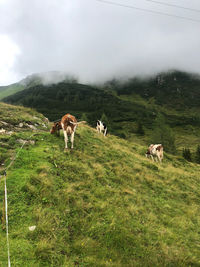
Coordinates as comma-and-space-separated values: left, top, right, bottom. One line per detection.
0, 0, 200, 85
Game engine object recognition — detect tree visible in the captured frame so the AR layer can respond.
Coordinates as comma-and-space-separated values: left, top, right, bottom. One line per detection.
80, 113, 88, 122
195, 145, 200, 164
151, 113, 176, 154
136, 121, 145, 135
183, 148, 192, 162
74, 93, 80, 104
64, 96, 69, 104
100, 113, 110, 130
56, 90, 64, 100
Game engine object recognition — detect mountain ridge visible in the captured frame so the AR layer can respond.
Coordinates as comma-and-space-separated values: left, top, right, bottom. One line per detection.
1, 69, 200, 158
2, 70, 200, 154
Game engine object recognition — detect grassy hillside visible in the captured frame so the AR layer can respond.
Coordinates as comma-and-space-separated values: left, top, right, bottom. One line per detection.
5, 71, 200, 125
3, 71, 200, 157
0, 73, 45, 100
0, 71, 74, 100
3, 82, 156, 138
0, 102, 200, 266
0, 83, 24, 100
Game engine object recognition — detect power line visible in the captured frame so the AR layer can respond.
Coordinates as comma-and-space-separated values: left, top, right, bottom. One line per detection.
145, 0, 200, 13
95, 0, 200, 23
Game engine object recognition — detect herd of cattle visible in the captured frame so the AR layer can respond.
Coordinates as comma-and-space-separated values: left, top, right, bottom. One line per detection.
50, 113, 163, 162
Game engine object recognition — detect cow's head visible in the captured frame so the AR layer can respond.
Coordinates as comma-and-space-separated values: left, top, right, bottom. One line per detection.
156, 144, 163, 151
50, 121, 62, 135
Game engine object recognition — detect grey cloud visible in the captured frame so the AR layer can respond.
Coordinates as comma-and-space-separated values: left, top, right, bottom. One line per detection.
1, 0, 200, 85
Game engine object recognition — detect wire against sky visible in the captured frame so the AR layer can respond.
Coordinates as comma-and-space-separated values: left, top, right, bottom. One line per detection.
145, 0, 200, 13
95, 0, 200, 23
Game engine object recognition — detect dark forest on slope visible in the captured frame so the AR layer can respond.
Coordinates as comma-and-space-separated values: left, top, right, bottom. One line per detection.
3, 70, 200, 155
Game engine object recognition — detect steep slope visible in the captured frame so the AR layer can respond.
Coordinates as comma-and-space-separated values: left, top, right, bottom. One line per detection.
0, 71, 75, 100
3, 71, 200, 155
0, 83, 24, 100
109, 70, 200, 109
2, 82, 155, 136
0, 103, 200, 266
0, 102, 48, 169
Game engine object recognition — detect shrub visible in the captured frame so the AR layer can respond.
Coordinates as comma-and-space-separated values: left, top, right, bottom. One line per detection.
151, 113, 176, 154
182, 148, 192, 161
195, 145, 200, 164
136, 121, 145, 135
80, 113, 88, 122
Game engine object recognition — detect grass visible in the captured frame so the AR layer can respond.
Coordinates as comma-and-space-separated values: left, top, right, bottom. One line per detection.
118, 94, 200, 157
0, 84, 24, 100
0, 103, 200, 267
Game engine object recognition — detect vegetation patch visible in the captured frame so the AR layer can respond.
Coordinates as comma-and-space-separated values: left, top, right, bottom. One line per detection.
0, 103, 200, 266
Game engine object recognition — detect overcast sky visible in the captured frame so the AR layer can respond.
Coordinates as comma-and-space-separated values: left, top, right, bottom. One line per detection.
0, 0, 200, 85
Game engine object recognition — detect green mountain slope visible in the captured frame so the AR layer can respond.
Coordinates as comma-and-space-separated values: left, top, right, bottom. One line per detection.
2, 82, 156, 137
3, 70, 200, 156
0, 103, 200, 266
0, 71, 76, 100
0, 83, 24, 100
108, 70, 200, 109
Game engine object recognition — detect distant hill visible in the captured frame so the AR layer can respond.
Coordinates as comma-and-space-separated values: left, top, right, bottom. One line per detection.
19, 71, 78, 87
106, 70, 200, 109
0, 71, 77, 100
2, 70, 200, 154
2, 81, 156, 135
0, 102, 200, 266
0, 83, 24, 100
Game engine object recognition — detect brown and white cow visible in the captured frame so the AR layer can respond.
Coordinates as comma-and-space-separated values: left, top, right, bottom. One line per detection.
146, 144, 163, 162
50, 121, 62, 136
50, 113, 86, 150
60, 113, 78, 150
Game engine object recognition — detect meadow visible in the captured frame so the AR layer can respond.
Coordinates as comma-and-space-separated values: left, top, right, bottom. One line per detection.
0, 103, 200, 266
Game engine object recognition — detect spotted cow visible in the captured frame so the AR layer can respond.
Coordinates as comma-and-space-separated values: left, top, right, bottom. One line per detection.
96, 120, 107, 136
146, 144, 163, 162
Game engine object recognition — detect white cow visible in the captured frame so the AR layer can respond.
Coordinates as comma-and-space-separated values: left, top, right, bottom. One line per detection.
146, 144, 164, 162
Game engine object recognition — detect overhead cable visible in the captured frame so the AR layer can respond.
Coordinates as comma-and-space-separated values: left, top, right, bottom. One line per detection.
145, 0, 200, 13
95, 0, 200, 23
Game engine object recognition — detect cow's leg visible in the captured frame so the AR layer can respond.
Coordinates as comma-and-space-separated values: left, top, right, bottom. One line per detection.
56, 129, 60, 136
63, 130, 68, 150
99, 125, 103, 134
157, 155, 162, 162
104, 128, 107, 136
150, 155, 154, 161
70, 132, 75, 149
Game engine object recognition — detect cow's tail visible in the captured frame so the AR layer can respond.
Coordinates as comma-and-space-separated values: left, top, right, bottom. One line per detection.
70, 121, 87, 125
